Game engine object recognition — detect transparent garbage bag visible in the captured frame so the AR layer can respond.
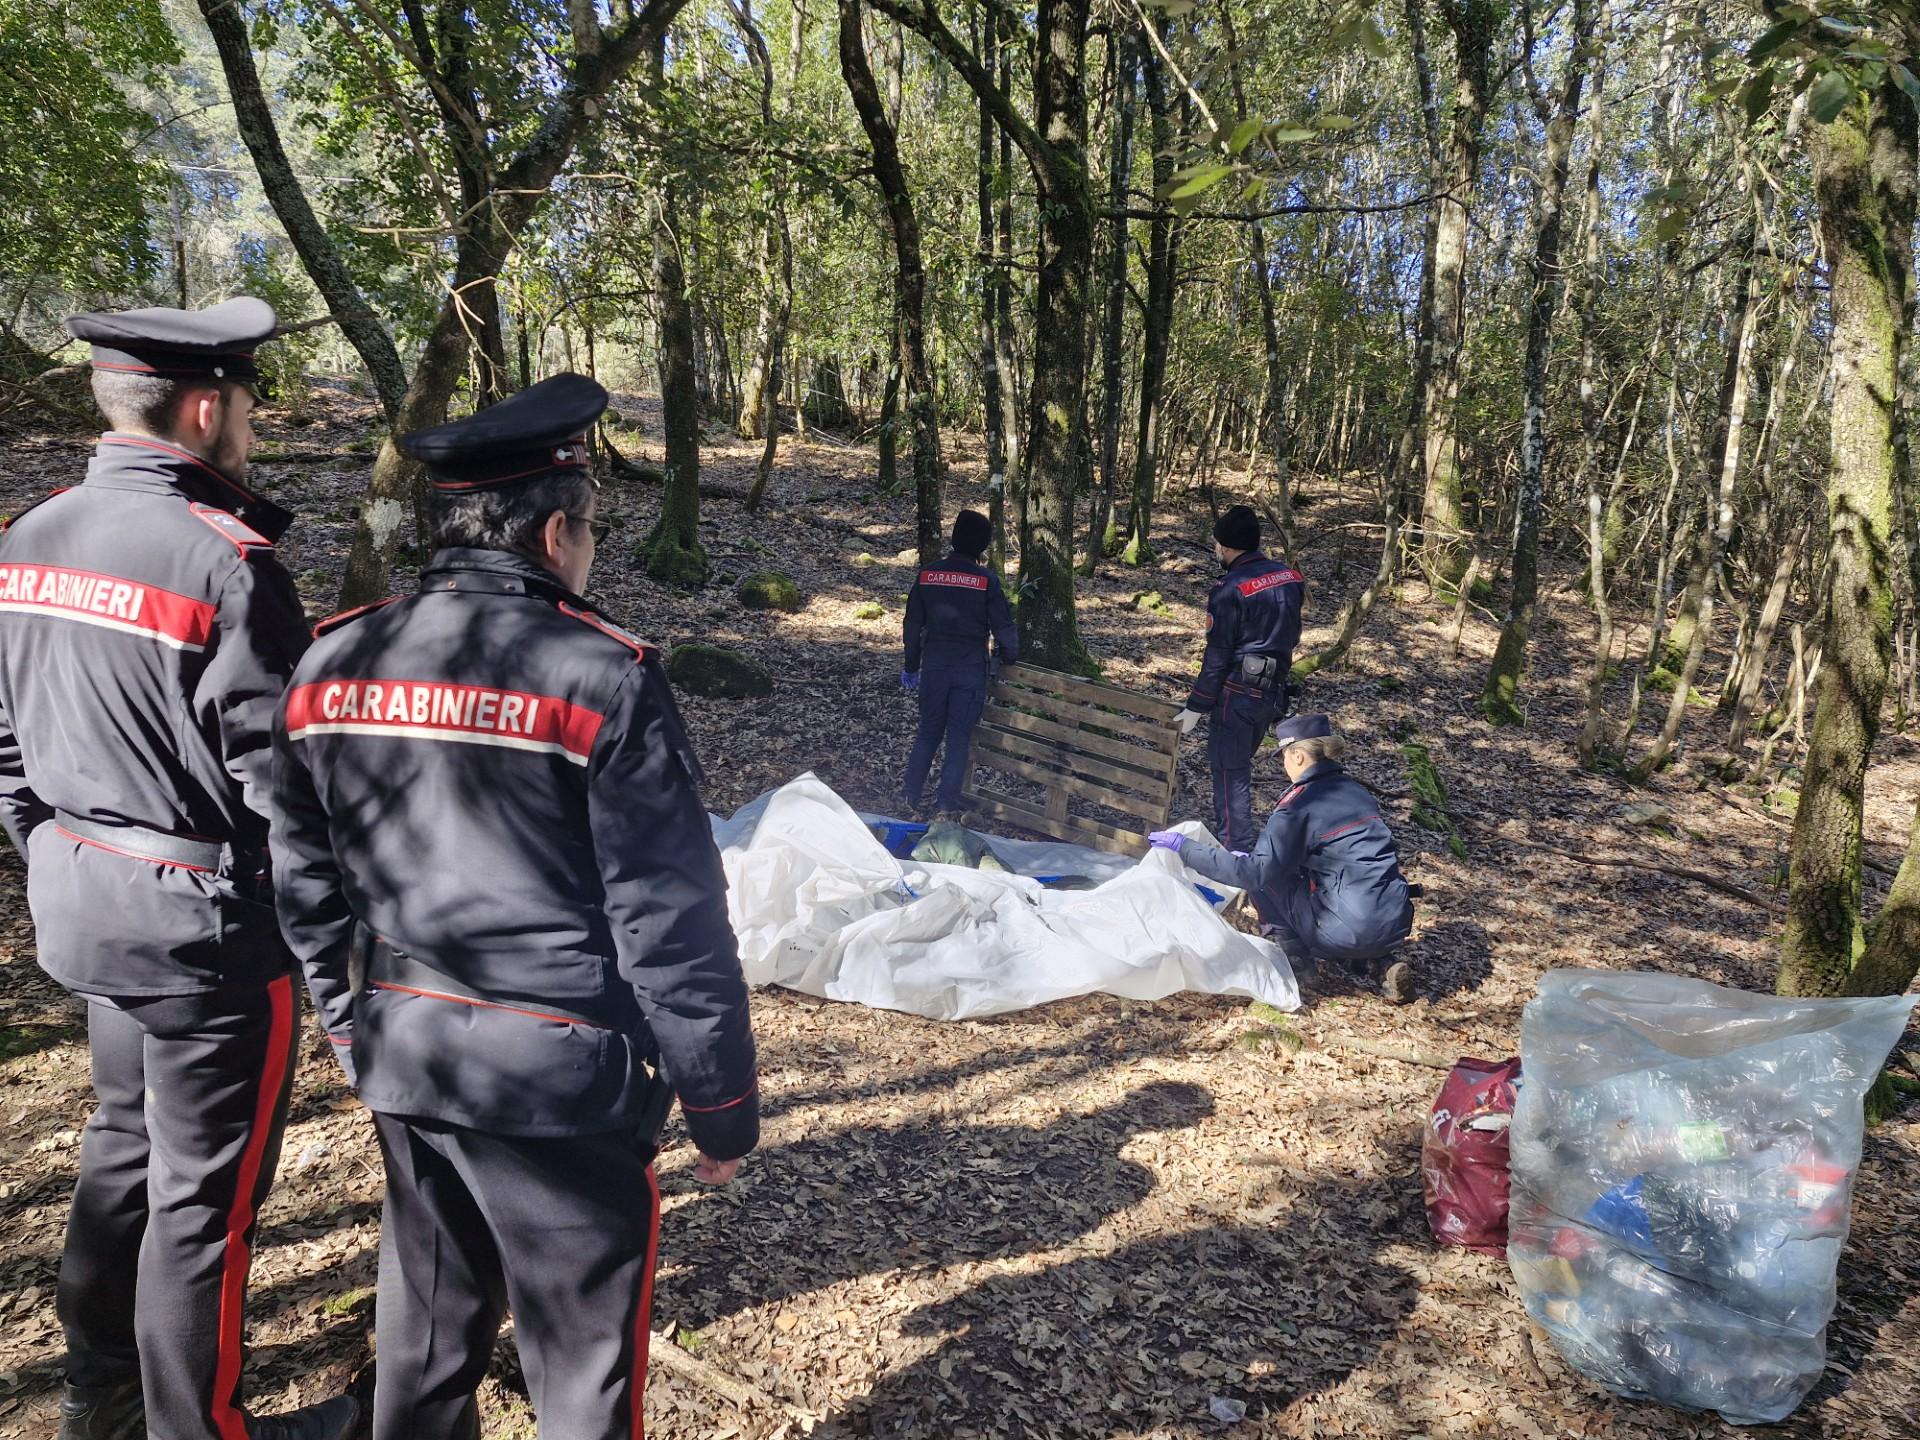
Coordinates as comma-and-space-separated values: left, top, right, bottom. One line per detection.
1508, 969, 1915, 1425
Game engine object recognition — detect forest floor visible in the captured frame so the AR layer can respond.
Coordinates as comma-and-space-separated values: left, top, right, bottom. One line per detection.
0, 381, 1915, 1439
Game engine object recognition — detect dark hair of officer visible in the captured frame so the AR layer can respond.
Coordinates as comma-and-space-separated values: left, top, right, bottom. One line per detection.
428, 470, 596, 559
406, 374, 608, 577
92, 369, 224, 436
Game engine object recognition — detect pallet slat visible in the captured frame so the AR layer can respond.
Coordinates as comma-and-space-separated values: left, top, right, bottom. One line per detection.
988, 683, 1173, 748
969, 748, 1169, 824
964, 792, 1150, 856
974, 723, 1172, 794
998, 663, 1182, 720
982, 705, 1175, 771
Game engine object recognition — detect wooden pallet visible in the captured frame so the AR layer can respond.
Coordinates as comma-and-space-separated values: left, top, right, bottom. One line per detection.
963, 663, 1181, 855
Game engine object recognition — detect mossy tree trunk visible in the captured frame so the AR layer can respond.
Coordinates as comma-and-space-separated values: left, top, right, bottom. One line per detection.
641, 33, 707, 589
866, 0, 1096, 672
839, 0, 943, 561
1634, 224, 1766, 778
1083, 32, 1136, 578
1416, 0, 1503, 588
1779, 74, 1913, 998
1120, 24, 1176, 570
1483, 0, 1593, 725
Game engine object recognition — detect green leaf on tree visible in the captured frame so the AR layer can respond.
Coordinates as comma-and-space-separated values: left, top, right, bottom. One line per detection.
1266, 125, 1317, 144
1895, 63, 1920, 106
1747, 19, 1800, 64
1313, 114, 1359, 130
1655, 211, 1689, 243
1809, 68, 1856, 124
1167, 164, 1232, 201
1356, 15, 1391, 58
1227, 120, 1264, 155
1740, 66, 1776, 125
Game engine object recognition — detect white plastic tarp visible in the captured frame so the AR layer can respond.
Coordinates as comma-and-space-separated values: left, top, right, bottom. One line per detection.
709, 774, 1299, 1021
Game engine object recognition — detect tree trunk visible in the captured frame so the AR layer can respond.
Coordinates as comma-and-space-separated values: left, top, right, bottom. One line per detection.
1779, 76, 1914, 997
1483, 0, 1592, 725
195, 0, 406, 419
1417, 0, 1502, 587
1015, 0, 1096, 669
1850, 796, 1920, 997
875, 329, 901, 490
839, 0, 943, 560
1727, 522, 1808, 754
1120, 24, 1176, 568
1083, 32, 1136, 577
976, 10, 1010, 576
640, 35, 706, 588
994, 22, 1021, 574
1636, 225, 1767, 778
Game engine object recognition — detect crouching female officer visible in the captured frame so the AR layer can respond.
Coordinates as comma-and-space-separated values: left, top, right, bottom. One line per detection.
1149, 714, 1413, 971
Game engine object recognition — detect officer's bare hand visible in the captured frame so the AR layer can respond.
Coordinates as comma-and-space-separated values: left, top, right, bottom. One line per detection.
693, 1153, 741, 1185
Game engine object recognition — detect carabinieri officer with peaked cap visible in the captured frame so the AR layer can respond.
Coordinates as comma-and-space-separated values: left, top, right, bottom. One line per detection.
270, 373, 760, 1440
1172, 505, 1305, 852
0, 301, 357, 1439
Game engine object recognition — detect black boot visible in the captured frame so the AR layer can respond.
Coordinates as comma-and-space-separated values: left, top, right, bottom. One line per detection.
247, 1396, 360, 1440
56, 1379, 144, 1440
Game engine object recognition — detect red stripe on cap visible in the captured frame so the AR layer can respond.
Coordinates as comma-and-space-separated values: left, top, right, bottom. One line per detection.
0, 563, 216, 649
210, 975, 293, 1440
285, 679, 604, 762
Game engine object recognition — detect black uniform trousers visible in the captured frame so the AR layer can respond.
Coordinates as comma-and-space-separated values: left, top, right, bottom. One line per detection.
370, 1113, 661, 1440
59, 973, 297, 1440
1206, 688, 1281, 851
904, 666, 987, 812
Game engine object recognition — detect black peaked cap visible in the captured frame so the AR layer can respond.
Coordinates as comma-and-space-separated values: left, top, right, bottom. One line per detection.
1272, 713, 1333, 746
66, 297, 277, 385
400, 373, 609, 491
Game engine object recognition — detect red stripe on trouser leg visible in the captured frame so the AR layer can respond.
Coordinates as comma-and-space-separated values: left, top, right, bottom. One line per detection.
630, 1164, 661, 1440
210, 975, 294, 1440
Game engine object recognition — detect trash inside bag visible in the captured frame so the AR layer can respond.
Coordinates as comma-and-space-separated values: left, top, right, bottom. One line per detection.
911, 820, 1011, 872
1508, 969, 1916, 1425
1422, 1056, 1520, 1255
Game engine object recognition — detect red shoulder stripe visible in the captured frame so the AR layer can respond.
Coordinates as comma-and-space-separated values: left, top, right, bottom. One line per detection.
189, 503, 273, 552
2, 487, 73, 532
558, 602, 653, 658
313, 596, 399, 637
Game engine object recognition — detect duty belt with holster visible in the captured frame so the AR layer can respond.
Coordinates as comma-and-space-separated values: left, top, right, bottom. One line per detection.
1231, 654, 1284, 695
54, 810, 268, 895
363, 937, 675, 1139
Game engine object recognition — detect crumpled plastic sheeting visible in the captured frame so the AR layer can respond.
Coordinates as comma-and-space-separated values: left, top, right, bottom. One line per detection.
708, 774, 1299, 1021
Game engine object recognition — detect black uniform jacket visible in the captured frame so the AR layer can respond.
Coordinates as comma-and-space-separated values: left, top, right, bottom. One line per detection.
1182, 760, 1413, 955
903, 552, 1018, 676
1186, 551, 1305, 711
270, 547, 759, 1155
0, 433, 309, 995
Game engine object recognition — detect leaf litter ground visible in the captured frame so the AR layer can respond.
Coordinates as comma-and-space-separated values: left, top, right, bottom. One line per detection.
0, 387, 1913, 1439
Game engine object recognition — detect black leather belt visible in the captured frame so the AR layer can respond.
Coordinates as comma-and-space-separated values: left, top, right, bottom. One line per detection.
54, 811, 228, 871
366, 939, 607, 1030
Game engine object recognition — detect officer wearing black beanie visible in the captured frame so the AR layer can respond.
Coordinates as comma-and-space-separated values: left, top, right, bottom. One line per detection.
1174, 505, 1306, 850
900, 510, 1018, 816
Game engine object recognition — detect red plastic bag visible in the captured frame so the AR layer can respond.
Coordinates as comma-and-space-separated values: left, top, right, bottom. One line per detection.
1421, 1056, 1521, 1255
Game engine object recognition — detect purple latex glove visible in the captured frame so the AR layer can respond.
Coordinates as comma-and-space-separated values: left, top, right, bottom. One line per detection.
901, 670, 919, 692
1147, 830, 1186, 853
